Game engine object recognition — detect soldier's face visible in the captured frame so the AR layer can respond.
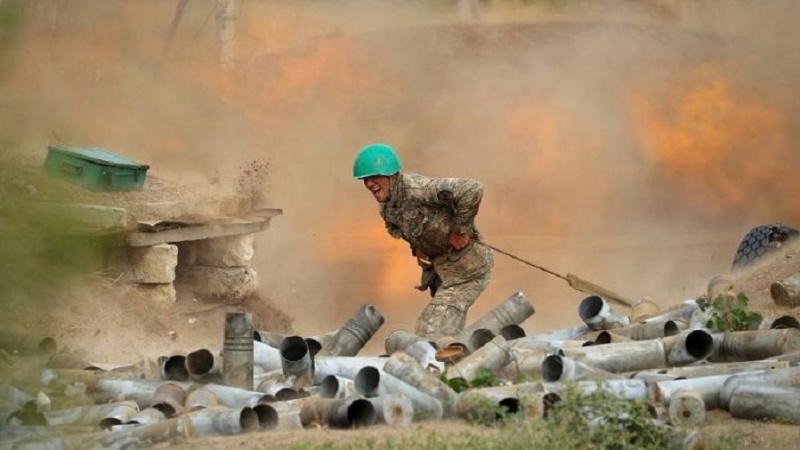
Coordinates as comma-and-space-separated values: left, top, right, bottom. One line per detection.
363, 175, 391, 203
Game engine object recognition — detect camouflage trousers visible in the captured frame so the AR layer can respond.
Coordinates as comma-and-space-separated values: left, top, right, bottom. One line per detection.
414, 271, 491, 340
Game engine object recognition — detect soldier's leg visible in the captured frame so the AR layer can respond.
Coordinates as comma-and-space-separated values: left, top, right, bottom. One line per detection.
414, 272, 490, 339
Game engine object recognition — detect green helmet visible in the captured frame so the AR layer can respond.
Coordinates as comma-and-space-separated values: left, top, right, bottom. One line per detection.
352, 143, 403, 179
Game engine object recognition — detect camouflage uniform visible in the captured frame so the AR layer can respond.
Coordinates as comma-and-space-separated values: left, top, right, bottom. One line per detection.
380, 173, 494, 339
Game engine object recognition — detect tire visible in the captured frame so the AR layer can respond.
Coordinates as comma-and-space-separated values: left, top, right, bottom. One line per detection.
731, 223, 799, 271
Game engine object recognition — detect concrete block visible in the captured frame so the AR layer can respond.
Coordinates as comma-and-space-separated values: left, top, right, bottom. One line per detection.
177, 234, 255, 268
175, 265, 258, 303
129, 283, 177, 306
110, 244, 178, 284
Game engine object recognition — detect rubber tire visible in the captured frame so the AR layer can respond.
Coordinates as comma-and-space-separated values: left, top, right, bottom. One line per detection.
731, 223, 799, 271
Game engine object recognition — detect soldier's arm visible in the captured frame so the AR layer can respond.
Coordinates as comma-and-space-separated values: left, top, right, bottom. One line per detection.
428, 177, 485, 234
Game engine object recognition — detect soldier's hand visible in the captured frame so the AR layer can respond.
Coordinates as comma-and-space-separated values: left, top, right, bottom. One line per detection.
449, 232, 470, 250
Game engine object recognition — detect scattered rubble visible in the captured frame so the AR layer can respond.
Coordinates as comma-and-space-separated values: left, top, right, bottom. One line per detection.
1, 277, 798, 449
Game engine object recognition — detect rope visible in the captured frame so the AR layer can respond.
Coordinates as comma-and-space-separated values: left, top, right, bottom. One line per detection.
484, 243, 570, 282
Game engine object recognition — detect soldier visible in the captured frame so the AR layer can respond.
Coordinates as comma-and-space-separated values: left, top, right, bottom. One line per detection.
352, 143, 494, 339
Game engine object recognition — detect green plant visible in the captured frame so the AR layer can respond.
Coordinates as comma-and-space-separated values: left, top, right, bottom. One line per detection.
439, 373, 469, 393
697, 292, 763, 332
536, 383, 676, 450
439, 366, 501, 393
469, 367, 500, 388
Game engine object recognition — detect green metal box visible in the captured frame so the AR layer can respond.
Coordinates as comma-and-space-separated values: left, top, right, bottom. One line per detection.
44, 146, 150, 192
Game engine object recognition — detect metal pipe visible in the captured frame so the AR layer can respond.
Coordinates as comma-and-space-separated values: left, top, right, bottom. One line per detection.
253, 339, 283, 372
631, 372, 680, 383
541, 354, 624, 383
773, 351, 800, 365
159, 355, 189, 381
186, 348, 222, 381
643, 300, 699, 325
578, 295, 630, 331
543, 379, 648, 401
40, 369, 143, 393
630, 297, 660, 323
186, 405, 260, 436
384, 330, 443, 372
513, 338, 592, 352
592, 331, 632, 344
519, 325, 591, 342
651, 374, 734, 409
455, 384, 558, 422
184, 387, 219, 411
404, 340, 445, 373
433, 336, 470, 360
251, 403, 279, 430
635, 360, 789, 380
222, 312, 254, 390
606, 321, 682, 341
251, 400, 303, 431
501, 348, 547, 379
711, 329, 800, 362
354, 366, 443, 420
126, 407, 166, 426
448, 335, 511, 383
313, 356, 387, 382
299, 397, 376, 429
689, 307, 713, 329
255, 378, 302, 402
770, 315, 800, 330
201, 383, 273, 408
667, 389, 706, 426
95, 380, 265, 408
383, 352, 458, 416
460, 292, 534, 338
320, 375, 356, 399
317, 304, 385, 357
385, 329, 430, 354
468, 328, 496, 351
16, 407, 259, 449
770, 271, 800, 307
306, 330, 338, 357
499, 324, 526, 341
43, 401, 139, 428
562, 339, 667, 373
0, 331, 57, 356
253, 331, 286, 348
151, 383, 186, 418
367, 393, 414, 426
663, 329, 714, 366
280, 336, 314, 387
729, 385, 800, 424
94, 380, 186, 408
719, 366, 800, 408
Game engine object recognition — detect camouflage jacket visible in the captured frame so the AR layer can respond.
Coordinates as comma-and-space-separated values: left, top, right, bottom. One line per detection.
380, 173, 493, 288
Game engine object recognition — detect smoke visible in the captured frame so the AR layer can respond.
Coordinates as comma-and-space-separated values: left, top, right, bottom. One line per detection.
2, 1, 800, 351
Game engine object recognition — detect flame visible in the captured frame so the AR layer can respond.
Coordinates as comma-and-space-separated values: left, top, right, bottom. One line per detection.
317, 218, 419, 302
630, 65, 793, 218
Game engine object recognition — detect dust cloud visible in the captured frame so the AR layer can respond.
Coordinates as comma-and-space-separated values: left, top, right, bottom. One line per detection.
2, 1, 800, 354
